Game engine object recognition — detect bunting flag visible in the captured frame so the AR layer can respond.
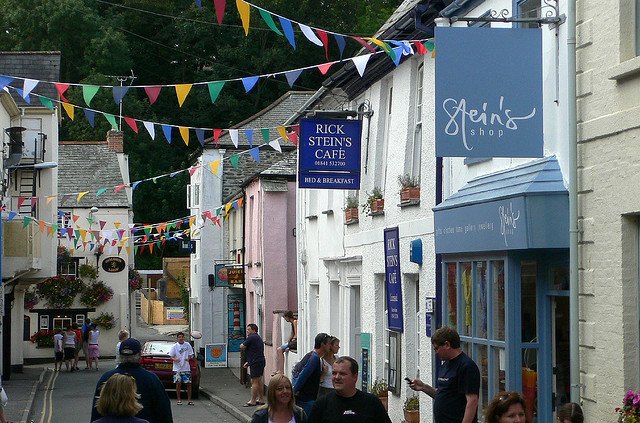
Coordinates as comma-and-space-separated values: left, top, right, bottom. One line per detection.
40, 97, 54, 110
210, 160, 220, 175
241, 76, 259, 93
248, 147, 260, 162
352, 37, 377, 53
96, 188, 108, 197
261, 128, 270, 144
207, 81, 225, 104
115, 184, 127, 194
214, 0, 226, 24
162, 125, 172, 144
229, 129, 239, 148
229, 154, 240, 169
196, 129, 205, 146
269, 139, 282, 152
77, 191, 89, 203
245, 129, 254, 148
277, 126, 288, 142
279, 17, 296, 49
84, 109, 96, 127
318, 63, 334, 75
299, 24, 323, 46
46, 196, 56, 207
30, 197, 38, 209
0, 76, 13, 90
54, 83, 70, 102
317, 30, 329, 60
113, 86, 129, 105
17, 197, 26, 209
62, 102, 74, 120
125, 117, 138, 133
334, 34, 347, 59
104, 113, 118, 129
259, 9, 283, 36
236, 0, 251, 35
144, 121, 155, 140
213, 128, 222, 146
144, 86, 162, 105
83, 85, 100, 106
179, 127, 189, 145
352, 54, 372, 77
175, 84, 192, 107
22, 78, 38, 99
285, 70, 302, 87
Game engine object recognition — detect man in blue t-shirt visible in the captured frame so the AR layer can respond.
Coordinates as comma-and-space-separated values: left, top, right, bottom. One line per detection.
408, 327, 480, 423
293, 332, 331, 417
240, 323, 265, 406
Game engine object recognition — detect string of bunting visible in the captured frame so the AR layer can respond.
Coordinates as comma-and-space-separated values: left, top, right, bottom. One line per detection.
195, 0, 431, 61
0, 39, 434, 121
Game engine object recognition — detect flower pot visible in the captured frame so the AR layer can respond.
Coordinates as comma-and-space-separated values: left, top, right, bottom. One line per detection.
345, 207, 358, 222
371, 198, 385, 213
401, 187, 420, 204
378, 394, 388, 411
404, 408, 420, 423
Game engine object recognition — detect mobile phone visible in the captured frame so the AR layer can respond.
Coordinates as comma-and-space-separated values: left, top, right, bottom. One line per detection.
405, 377, 412, 383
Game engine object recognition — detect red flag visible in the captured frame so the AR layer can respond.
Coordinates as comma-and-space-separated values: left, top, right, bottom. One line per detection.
144, 86, 162, 105
318, 63, 334, 75
214, 0, 226, 24
351, 36, 376, 53
413, 41, 428, 56
55, 83, 70, 102
214, 128, 222, 147
317, 30, 329, 60
125, 117, 139, 133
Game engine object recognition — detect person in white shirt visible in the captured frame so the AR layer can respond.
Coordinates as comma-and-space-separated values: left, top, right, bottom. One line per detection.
53, 329, 64, 371
169, 332, 195, 405
88, 324, 101, 371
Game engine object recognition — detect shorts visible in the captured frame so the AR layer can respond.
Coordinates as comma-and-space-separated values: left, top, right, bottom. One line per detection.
75, 343, 82, 353
89, 344, 100, 358
55, 351, 63, 361
83, 343, 89, 356
64, 347, 75, 361
249, 361, 265, 378
173, 371, 192, 384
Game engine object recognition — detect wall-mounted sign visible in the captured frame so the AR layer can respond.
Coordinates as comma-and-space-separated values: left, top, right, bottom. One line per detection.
102, 257, 126, 273
384, 227, 404, 332
298, 118, 362, 189
435, 27, 543, 158
167, 307, 185, 320
227, 294, 245, 352
214, 264, 244, 287
205, 343, 228, 368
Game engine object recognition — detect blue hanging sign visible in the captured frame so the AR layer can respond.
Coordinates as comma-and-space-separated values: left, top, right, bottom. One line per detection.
384, 227, 404, 332
298, 118, 362, 189
435, 27, 543, 158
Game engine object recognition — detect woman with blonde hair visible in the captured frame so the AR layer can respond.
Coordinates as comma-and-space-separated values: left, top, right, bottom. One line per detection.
251, 373, 306, 423
92, 373, 148, 423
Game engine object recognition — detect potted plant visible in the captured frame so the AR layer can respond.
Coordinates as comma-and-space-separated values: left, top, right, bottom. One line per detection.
94, 312, 117, 330
404, 395, 420, 423
370, 379, 389, 410
79, 263, 98, 281
362, 187, 384, 214
80, 281, 114, 307
617, 390, 640, 422
29, 329, 54, 348
398, 174, 420, 204
37, 275, 85, 308
344, 195, 359, 223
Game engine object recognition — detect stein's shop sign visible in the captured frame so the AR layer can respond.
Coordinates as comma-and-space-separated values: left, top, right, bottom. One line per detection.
298, 118, 362, 189
102, 257, 126, 273
435, 27, 543, 158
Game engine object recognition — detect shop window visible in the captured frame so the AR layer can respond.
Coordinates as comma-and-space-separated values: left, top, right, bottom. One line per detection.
521, 262, 538, 343
388, 331, 401, 394
517, 0, 541, 28
443, 258, 508, 418
24, 315, 31, 341
53, 317, 72, 330
405, 64, 423, 182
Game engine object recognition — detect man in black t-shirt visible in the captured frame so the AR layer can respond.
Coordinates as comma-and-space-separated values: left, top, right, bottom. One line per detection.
308, 356, 391, 423
240, 323, 265, 406
408, 327, 480, 423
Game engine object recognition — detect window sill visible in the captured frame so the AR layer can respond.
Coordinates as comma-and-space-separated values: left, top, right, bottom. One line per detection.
398, 201, 420, 208
607, 56, 640, 81
368, 211, 385, 217
345, 219, 359, 225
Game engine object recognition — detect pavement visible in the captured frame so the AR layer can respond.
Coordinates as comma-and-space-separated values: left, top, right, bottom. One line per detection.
4, 316, 255, 423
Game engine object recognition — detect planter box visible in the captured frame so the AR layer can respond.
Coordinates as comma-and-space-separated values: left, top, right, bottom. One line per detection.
404, 409, 419, 423
370, 198, 385, 213
400, 187, 420, 204
345, 208, 358, 222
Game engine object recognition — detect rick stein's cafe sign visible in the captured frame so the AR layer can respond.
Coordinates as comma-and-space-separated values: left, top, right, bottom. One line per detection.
435, 27, 543, 158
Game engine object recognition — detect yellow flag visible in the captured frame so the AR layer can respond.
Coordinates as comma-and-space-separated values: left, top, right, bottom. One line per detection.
62, 102, 74, 120
80, 229, 87, 241
46, 195, 56, 208
364, 37, 389, 51
126, 246, 130, 255
189, 216, 196, 227
210, 160, 220, 175
77, 191, 89, 202
277, 126, 288, 142
175, 84, 192, 107
236, 0, 251, 35
225, 203, 232, 213
114, 222, 121, 229
179, 127, 189, 145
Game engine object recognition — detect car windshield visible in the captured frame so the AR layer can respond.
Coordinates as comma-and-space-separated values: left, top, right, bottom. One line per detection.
144, 342, 174, 355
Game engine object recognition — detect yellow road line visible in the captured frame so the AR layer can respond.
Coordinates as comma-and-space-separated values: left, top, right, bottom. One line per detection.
39, 369, 59, 423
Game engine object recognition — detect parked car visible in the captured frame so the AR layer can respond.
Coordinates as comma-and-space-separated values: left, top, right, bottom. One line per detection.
140, 340, 200, 399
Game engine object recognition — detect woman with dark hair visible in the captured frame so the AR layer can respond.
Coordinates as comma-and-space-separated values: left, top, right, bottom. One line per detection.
251, 374, 306, 423
92, 373, 148, 423
558, 402, 584, 423
485, 391, 531, 423
318, 336, 340, 398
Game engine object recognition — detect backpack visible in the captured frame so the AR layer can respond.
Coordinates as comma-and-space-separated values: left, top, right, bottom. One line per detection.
291, 351, 314, 386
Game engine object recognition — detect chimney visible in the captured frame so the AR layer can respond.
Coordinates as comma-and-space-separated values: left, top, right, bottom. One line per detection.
106, 130, 124, 153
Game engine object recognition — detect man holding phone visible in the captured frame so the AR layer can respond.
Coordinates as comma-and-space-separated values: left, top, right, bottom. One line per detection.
408, 326, 480, 423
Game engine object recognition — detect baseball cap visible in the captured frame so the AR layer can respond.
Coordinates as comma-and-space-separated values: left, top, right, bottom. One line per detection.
119, 338, 142, 355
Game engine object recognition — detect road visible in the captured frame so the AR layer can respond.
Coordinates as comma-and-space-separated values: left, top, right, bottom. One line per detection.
30, 317, 243, 423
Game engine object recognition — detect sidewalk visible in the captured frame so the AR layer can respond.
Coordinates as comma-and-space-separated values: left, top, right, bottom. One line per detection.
2, 365, 46, 423
199, 366, 254, 423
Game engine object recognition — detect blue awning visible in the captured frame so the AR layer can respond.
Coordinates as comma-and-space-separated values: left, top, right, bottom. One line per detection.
433, 156, 569, 253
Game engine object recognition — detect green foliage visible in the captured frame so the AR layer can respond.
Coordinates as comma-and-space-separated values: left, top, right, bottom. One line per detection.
80, 281, 114, 307
94, 312, 116, 329
370, 378, 388, 395
30, 330, 54, 347
344, 194, 358, 210
37, 275, 85, 308
362, 186, 383, 213
404, 395, 419, 411
79, 263, 98, 281
397, 174, 420, 189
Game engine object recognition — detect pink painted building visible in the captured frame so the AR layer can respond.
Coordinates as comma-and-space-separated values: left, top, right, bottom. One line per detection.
243, 151, 298, 377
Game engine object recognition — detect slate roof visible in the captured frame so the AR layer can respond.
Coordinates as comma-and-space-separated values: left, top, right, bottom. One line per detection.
58, 142, 130, 208
0, 52, 61, 108
209, 91, 314, 149
260, 150, 297, 178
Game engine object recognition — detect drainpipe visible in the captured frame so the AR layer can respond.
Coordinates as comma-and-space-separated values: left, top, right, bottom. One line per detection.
567, 0, 580, 403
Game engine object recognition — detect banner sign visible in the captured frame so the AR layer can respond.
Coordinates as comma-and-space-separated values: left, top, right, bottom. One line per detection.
298, 118, 362, 189
384, 227, 404, 332
215, 264, 244, 287
227, 294, 245, 352
166, 307, 185, 320
205, 343, 228, 368
435, 27, 543, 158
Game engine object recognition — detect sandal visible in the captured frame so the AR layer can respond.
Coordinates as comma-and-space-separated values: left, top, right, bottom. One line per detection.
188, 401, 194, 406
243, 402, 257, 407
256, 401, 265, 405
177, 401, 183, 405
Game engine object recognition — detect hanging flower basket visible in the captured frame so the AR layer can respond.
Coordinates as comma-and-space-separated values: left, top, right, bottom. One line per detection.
617, 390, 640, 422
129, 268, 142, 292
30, 330, 54, 348
24, 290, 39, 310
57, 245, 72, 265
94, 312, 117, 330
37, 275, 85, 308
80, 281, 114, 307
